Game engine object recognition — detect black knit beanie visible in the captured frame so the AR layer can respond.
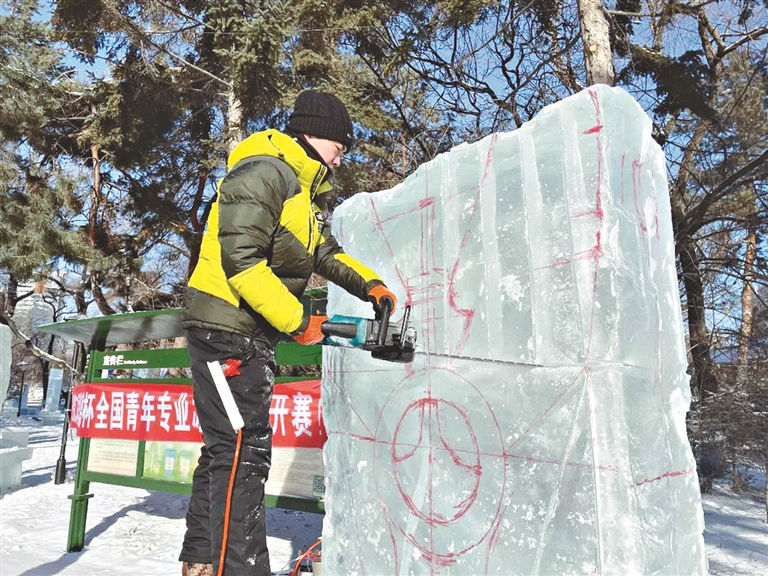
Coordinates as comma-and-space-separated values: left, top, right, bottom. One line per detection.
286, 90, 354, 151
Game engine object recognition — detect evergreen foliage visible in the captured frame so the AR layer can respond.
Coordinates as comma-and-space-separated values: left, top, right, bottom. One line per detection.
0, 1, 93, 280
623, 47, 718, 121
0, 0, 767, 493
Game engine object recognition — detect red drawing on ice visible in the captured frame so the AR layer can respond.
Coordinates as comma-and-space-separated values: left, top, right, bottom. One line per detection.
324, 87, 690, 575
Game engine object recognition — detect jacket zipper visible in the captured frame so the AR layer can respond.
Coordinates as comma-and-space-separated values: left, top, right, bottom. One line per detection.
307, 166, 327, 250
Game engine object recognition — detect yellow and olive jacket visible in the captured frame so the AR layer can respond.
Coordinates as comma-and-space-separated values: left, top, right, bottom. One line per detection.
183, 129, 382, 346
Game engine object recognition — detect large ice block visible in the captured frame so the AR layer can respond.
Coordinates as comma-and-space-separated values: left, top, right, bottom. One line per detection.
321, 85, 707, 575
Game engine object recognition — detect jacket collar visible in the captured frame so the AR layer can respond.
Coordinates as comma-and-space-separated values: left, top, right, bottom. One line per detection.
227, 129, 332, 198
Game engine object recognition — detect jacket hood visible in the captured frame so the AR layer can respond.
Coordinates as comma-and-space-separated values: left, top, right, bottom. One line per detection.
227, 129, 333, 197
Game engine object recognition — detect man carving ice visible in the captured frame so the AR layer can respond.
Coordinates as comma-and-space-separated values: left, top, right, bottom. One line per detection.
178, 90, 397, 576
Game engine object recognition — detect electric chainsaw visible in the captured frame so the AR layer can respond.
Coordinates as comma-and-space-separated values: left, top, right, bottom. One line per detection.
320, 299, 416, 363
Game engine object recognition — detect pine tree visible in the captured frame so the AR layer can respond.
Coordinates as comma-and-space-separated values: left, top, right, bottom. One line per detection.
0, 0, 94, 293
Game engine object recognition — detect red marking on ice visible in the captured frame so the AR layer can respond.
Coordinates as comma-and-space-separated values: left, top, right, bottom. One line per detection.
392, 397, 482, 526
635, 468, 693, 487
380, 210, 415, 224
340, 432, 378, 443
443, 138, 502, 356
481, 134, 499, 183
383, 512, 401, 574
632, 158, 648, 235
572, 208, 603, 218
588, 88, 604, 123
322, 368, 378, 439
535, 240, 602, 269
584, 258, 602, 361
588, 112, 606, 219
447, 252, 476, 353
594, 163, 604, 219
541, 88, 605, 271
506, 453, 621, 474
581, 92, 607, 365
369, 198, 413, 305
419, 196, 437, 209
587, 88, 606, 217
509, 369, 586, 450
485, 500, 506, 558
630, 155, 661, 241
360, 367, 510, 570
621, 153, 627, 204
444, 136, 500, 353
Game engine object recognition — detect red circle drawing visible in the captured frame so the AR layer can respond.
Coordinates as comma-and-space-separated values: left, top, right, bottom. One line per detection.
372, 366, 507, 567
392, 397, 482, 525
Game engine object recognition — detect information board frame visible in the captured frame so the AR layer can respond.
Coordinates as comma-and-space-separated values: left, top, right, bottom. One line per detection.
40, 294, 327, 553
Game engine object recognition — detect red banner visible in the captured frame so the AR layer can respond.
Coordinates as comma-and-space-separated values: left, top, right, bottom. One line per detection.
71, 380, 326, 448
269, 379, 327, 449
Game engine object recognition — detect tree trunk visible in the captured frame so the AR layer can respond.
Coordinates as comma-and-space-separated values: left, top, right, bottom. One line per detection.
190, 168, 209, 234
737, 224, 757, 371
86, 144, 117, 316
677, 232, 718, 399
577, 0, 615, 86
41, 333, 55, 406
227, 88, 245, 154
90, 275, 116, 316
666, 116, 718, 401
73, 286, 88, 316
89, 144, 101, 245
5, 276, 19, 317
187, 167, 209, 278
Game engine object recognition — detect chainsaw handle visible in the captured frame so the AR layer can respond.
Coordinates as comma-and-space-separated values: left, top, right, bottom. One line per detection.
375, 298, 393, 345
378, 296, 394, 316
320, 321, 358, 339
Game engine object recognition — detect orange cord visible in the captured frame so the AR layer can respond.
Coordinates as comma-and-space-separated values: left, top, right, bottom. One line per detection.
291, 538, 321, 576
216, 429, 243, 576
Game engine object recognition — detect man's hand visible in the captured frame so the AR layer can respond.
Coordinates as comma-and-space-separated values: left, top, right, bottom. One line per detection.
368, 284, 397, 317
292, 314, 328, 345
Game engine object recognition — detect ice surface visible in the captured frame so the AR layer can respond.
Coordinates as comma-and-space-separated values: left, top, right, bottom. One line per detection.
321, 85, 707, 575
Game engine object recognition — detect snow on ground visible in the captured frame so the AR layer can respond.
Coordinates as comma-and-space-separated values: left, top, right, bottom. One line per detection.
1, 417, 321, 576
703, 480, 768, 575
1, 416, 766, 576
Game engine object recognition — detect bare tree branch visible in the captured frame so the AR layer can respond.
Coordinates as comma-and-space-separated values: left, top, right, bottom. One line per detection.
683, 149, 768, 235
0, 294, 83, 377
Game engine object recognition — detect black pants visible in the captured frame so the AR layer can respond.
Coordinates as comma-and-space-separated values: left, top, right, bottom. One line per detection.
179, 327, 275, 576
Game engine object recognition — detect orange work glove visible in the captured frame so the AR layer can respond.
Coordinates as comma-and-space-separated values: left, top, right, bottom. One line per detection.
292, 314, 328, 345
367, 284, 397, 317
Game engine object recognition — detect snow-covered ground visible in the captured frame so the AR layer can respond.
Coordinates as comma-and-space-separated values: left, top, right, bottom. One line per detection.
1, 416, 766, 576
1, 417, 321, 576
703, 480, 768, 575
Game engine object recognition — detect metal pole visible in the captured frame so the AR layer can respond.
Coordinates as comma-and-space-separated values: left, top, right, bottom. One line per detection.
55, 342, 85, 485
15, 361, 28, 417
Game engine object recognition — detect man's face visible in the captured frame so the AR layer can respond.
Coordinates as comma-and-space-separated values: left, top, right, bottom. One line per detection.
304, 136, 347, 168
